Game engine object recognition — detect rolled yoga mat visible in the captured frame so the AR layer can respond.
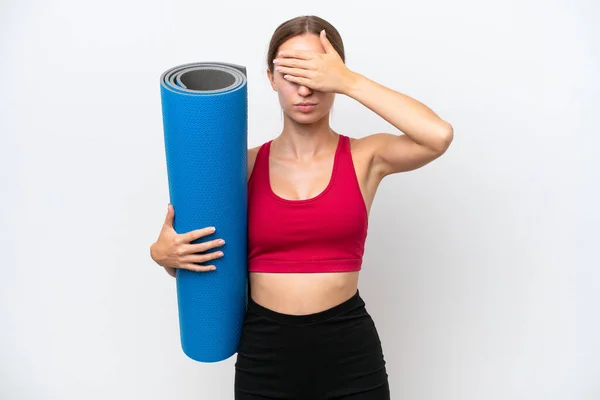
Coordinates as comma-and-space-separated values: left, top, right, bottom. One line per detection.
159, 62, 248, 363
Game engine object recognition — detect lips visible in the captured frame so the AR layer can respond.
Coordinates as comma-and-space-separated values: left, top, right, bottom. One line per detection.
294, 103, 317, 113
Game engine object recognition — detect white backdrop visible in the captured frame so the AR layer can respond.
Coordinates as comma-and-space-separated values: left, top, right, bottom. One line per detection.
1, 0, 599, 399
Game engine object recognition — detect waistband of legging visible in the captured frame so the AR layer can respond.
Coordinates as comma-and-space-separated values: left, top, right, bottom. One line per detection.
246, 289, 365, 325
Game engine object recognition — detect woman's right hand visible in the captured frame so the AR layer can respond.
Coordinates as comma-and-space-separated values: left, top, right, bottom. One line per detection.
150, 204, 225, 275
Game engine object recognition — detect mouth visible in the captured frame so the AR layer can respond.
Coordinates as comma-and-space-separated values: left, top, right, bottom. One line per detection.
294, 102, 317, 112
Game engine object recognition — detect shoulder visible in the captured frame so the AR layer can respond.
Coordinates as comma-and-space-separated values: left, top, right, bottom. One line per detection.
345, 134, 381, 177
348, 132, 451, 178
247, 143, 264, 182
248, 144, 261, 164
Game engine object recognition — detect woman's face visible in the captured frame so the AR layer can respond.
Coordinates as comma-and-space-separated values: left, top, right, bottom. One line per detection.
267, 33, 336, 124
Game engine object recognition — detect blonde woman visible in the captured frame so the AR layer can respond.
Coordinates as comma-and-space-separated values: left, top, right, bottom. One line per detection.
151, 15, 453, 400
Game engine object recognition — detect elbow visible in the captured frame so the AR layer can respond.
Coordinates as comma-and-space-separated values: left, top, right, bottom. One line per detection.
432, 122, 454, 153
442, 122, 454, 147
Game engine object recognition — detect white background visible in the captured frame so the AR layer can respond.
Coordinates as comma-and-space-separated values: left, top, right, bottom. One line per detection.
1, 0, 599, 399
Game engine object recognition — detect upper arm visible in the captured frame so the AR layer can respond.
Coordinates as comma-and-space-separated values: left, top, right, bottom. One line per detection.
364, 131, 453, 178
247, 146, 260, 182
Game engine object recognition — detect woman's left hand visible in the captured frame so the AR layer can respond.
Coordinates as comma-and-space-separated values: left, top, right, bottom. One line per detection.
273, 30, 357, 94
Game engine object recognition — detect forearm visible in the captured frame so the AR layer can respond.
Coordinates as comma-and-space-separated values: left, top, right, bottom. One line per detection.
342, 72, 453, 151
164, 266, 176, 278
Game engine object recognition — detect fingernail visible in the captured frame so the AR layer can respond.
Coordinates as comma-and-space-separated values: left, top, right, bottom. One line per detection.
218, 239, 225, 245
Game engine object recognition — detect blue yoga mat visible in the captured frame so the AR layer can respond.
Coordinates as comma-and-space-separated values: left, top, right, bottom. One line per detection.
159, 62, 248, 363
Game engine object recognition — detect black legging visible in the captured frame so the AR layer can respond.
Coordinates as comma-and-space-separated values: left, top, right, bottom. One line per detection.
234, 290, 391, 399
236, 384, 390, 400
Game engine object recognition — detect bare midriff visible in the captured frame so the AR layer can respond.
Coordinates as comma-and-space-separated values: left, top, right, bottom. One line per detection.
249, 271, 360, 315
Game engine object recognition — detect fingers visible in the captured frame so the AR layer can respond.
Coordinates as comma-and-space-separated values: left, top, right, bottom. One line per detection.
180, 249, 224, 265
320, 29, 335, 54
181, 263, 217, 272
178, 250, 223, 272
164, 204, 174, 227
274, 58, 314, 70
179, 226, 216, 243
173, 239, 224, 258
275, 66, 313, 78
283, 74, 311, 87
277, 49, 312, 60
186, 238, 225, 254
163, 205, 216, 244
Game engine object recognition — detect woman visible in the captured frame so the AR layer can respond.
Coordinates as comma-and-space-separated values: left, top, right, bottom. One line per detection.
150, 15, 453, 400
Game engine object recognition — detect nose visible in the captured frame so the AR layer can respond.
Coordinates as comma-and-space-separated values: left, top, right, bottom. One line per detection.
297, 84, 312, 97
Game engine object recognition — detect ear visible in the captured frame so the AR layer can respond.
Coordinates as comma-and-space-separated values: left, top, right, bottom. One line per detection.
266, 67, 277, 91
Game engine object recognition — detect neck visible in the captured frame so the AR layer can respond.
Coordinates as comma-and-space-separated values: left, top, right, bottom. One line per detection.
274, 111, 338, 161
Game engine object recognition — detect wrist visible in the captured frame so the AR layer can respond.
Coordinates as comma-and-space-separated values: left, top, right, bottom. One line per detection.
164, 266, 176, 278
341, 70, 364, 97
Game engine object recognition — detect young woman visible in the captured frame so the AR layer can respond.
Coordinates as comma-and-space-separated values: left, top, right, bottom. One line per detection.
151, 15, 453, 400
